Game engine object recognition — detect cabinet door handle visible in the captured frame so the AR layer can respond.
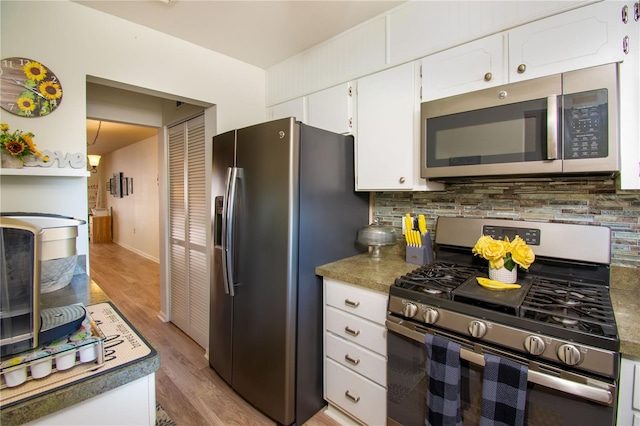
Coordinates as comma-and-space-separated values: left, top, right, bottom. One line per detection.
623, 36, 630, 55
345, 326, 360, 337
345, 354, 360, 365
344, 299, 360, 308
345, 390, 360, 403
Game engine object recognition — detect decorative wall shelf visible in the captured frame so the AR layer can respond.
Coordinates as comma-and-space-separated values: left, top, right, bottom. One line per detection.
0, 168, 90, 177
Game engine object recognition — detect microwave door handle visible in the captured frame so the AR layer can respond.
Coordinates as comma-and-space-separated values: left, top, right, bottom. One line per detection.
386, 319, 614, 407
221, 167, 238, 296
546, 95, 559, 160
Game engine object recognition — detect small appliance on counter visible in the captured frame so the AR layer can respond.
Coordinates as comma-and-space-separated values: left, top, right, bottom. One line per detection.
1, 212, 86, 293
0, 215, 87, 357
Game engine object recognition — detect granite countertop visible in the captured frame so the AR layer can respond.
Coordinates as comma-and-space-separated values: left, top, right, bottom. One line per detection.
316, 252, 640, 359
0, 275, 160, 426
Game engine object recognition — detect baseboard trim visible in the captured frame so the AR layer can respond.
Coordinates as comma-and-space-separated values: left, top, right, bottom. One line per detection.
157, 311, 169, 323
113, 240, 160, 263
324, 404, 362, 426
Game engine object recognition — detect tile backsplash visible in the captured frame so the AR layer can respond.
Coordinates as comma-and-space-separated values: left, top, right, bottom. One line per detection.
373, 177, 640, 268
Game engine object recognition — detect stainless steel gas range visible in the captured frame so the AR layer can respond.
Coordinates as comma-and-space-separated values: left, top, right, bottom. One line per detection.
387, 217, 619, 426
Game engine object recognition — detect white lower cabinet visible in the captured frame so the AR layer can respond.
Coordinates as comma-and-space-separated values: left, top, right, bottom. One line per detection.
326, 359, 387, 426
326, 333, 386, 387
323, 278, 388, 425
326, 306, 386, 355
25, 374, 155, 425
617, 356, 640, 425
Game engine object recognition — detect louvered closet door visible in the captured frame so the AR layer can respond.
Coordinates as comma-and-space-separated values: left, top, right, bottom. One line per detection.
168, 115, 208, 348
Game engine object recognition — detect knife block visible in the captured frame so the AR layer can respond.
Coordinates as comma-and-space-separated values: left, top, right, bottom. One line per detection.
406, 246, 429, 265
405, 232, 434, 265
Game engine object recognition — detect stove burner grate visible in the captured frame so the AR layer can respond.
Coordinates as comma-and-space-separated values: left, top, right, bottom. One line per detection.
394, 262, 478, 299
520, 277, 617, 337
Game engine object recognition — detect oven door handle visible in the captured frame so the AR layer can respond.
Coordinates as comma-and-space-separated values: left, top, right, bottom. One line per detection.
386, 319, 615, 407
459, 346, 613, 406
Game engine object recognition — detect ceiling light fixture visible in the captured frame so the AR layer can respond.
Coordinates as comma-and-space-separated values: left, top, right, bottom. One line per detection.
87, 155, 101, 173
87, 120, 102, 173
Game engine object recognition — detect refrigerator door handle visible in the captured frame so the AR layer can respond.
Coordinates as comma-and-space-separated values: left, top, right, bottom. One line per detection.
222, 166, 239, 296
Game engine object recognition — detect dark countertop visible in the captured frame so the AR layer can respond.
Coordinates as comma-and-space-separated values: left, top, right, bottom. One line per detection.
0, 274, 160, 426
316, 252, 640, 359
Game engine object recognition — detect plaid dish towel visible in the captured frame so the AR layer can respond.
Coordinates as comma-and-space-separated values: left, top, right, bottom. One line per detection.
424, 334, 462, 426
480, 354, 528, 426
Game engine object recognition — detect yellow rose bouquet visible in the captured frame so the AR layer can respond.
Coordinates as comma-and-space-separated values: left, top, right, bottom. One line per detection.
472, 234, 535, 272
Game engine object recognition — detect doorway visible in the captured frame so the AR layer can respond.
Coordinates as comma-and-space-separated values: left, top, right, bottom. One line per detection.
86, 78, 212, 327
86, 118, 160, 261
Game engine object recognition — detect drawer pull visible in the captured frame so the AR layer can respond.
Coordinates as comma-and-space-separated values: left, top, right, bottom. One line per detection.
344, 299, 360, 308
344, 354, 360, 365
344, 326, 360, 337
345, 390, 360, 403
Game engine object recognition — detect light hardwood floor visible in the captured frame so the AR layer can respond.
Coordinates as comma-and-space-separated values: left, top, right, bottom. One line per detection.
89, 242, 341, 426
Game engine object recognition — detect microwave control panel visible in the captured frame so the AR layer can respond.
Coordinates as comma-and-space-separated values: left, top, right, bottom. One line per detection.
563, 89, 608, 159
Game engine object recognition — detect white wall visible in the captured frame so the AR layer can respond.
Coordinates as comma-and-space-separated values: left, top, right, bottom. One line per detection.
102, 135, 160, 262
0, 1, 265, 315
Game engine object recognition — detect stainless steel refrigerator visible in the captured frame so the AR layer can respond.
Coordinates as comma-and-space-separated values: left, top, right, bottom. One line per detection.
209, 118, 369, 425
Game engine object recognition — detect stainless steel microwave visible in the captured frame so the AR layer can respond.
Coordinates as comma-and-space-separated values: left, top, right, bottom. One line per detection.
420, 63, 619, 181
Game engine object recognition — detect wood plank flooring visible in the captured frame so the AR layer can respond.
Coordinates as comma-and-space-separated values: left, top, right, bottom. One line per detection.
89, 242, 341, 426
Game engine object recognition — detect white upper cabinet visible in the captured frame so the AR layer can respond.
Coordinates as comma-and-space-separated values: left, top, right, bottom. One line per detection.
355, 62, 443, 192
267, 97, 307, 123
618, 1, 640, 190
508, 1, 626, 82
388, 1, 589, 66
421, 33, 506, 101
307, 82, 354, 135
422, 2, 626, 101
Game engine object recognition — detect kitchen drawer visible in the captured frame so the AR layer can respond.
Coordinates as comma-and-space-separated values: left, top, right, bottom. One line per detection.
326, 306, 386, 355
326, 358, 386, 426
326, 332, 386, 387
325, 279, 387, 325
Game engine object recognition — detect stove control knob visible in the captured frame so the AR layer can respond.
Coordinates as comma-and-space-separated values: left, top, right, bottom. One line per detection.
423, 308, 439, 324
557, 344, 582, 366
468, 320, 487, 338
403, 302, 418, 318
524, 335, 546, 356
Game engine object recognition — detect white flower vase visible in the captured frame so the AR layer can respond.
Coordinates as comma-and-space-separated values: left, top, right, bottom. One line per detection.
489, 266, 517, 284
1, 151, 24, 169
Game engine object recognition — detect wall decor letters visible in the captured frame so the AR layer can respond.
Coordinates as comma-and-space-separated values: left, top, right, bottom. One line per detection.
24, 150, 85, 168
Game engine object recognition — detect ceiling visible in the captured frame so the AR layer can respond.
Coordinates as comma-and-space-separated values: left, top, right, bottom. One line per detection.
82, 0, 404, 156
75, 0, 405, 69
87, 120, 158, 156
